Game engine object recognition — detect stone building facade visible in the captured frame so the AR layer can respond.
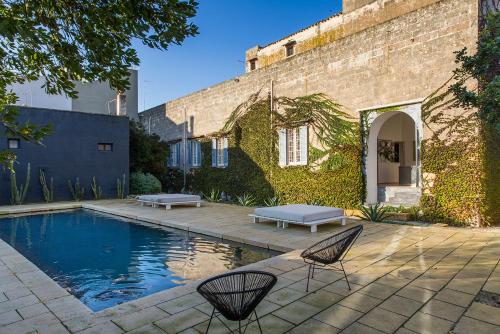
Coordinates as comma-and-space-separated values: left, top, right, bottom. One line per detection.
141, 0, 477, 140
140, 0, 497, 224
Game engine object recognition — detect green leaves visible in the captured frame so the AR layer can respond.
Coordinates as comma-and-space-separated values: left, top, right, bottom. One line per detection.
129, 121, 169, 180
0, 0, 198, 167
358, 203, 390, 222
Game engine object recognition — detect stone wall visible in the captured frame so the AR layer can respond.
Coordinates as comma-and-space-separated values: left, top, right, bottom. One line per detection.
141, 0, 478, 143
343, 0, 378, 13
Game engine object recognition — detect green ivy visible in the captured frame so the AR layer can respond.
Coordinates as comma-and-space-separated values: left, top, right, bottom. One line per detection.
189, 96, 363, 208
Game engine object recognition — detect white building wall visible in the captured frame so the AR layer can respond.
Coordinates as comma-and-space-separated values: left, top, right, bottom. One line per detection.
7, 70, 138, 120
8, 79, 72, 110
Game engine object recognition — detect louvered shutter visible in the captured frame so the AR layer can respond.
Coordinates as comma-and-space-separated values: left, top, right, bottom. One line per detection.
299, 125, 308, 165
278, 129, 287, 167
196, 141, 202, 167
176, 142, 181, 167
167, 144, 173, 167
211, 138, 217, 167
223, 137, 228, 167
187, 140, 192, 167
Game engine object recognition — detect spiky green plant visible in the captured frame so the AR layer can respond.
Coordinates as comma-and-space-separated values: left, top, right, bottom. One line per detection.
306, 199, 323, 206
202, 189, 222, 202
68, 178, 85, 201
358, 203, 390, 222
117, 174, 126, 199
264, 196, 281, 207
236, 193, 256, 206
90, 176, 102, 200
9, 162, 30, 205
39, 170, 53, 203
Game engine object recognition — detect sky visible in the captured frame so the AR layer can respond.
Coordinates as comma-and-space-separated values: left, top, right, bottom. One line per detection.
133, 0, 343, 112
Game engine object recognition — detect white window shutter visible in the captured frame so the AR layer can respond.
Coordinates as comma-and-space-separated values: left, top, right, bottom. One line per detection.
167, 144, 173, 167
176, 142, 181, 167
299, 126, 308, 165
278, 129, 287, 166
223, 137, 229, 167
196, 141, 202, 167
187, 140, 192, 167
211, 138, 217, 167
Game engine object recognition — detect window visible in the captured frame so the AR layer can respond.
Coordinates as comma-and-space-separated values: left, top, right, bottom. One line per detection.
211, 137, 228, 168
189, 140, 201, 167
278, 126, 307, 166
7, 138, 20, 149
249, 58, 257, 71
97, 143, 113, 151
285, 41, 296, 57
169, 142, 180, 167
286, 128, 301, 164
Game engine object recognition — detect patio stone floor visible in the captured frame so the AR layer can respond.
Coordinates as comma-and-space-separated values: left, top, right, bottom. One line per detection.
0, 199, 498, 333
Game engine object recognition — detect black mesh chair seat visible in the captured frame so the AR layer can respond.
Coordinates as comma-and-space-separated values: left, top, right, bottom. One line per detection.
301, 224, 363, 292
197, 270, 277, 333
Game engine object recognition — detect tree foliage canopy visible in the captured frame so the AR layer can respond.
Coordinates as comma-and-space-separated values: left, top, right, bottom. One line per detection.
129, 121, 169, 180
0, 0, 198, 166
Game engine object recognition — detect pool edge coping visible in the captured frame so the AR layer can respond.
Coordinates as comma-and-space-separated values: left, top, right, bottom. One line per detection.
0, 201, 298, 331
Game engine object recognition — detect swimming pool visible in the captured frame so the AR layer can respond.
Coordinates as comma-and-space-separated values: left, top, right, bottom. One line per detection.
0, 209, 278, 311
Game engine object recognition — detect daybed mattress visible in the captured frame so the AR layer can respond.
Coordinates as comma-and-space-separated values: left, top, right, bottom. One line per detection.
138, 194, 201, 203
254, 204, 344, 223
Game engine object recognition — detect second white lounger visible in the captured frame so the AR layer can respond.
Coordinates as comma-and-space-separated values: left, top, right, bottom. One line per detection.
137, 194, 202, 210
250, 204, 346, 232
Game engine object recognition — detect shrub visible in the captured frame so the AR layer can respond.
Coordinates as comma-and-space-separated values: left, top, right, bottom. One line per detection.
9, 162, 30, 205
264, 196, 281, 207
116, 174, 126, 199
202, 189, 222, 202
39, 170, 54, 203
236, 193, 256, 206
358, 203, 390, 222
68, 177, 85, 201
130, 172, 161, 195
90, 176, 103, 200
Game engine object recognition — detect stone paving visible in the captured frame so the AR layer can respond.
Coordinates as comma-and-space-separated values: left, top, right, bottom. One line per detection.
0, 200, 498, 333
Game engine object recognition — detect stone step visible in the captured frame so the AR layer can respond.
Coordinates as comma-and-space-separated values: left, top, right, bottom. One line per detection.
377, 186, 421, 206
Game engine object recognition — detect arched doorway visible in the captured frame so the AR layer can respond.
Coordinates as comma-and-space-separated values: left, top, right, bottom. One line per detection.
364, 103, 422, 205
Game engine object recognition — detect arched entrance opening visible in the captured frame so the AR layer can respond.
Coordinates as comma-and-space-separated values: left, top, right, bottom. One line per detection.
377, 113, 416, 186
365, 106, 422, 205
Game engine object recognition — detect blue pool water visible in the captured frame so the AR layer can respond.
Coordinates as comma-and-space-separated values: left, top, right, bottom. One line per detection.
0, 209, 278, 311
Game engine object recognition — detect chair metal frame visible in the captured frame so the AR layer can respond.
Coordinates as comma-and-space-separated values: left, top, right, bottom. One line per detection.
197, 270, 277, 334
300, 225, 363, 292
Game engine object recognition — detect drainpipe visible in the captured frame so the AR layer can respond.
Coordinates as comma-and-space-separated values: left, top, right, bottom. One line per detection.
270, 80, 274, 179
182, 107, 187, 192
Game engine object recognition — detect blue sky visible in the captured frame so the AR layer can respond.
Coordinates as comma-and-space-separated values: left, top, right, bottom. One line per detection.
134, 0, 343, 111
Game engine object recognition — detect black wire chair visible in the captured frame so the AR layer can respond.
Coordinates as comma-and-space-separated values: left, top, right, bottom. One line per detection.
301, 224, 363, 292
197, 270, 277, 334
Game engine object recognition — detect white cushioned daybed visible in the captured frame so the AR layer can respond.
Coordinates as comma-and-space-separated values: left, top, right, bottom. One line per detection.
250, 204, 346, 233
137, 194, 202, 210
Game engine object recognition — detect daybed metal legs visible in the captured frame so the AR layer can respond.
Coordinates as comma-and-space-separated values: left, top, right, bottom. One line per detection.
205, 308, 262, 334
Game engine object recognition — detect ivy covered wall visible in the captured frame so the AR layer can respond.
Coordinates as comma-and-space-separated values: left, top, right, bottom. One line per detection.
188, 97, 364, 209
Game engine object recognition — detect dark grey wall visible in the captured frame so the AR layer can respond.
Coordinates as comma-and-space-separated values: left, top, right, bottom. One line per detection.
0, 107, 129, 204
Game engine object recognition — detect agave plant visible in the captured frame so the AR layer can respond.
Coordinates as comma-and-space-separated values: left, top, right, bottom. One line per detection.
264, 196, 281, 207
306, 199, 323, 206
203, 189, 222, 202
358, 203, 390, 222
236, 193, 256, 206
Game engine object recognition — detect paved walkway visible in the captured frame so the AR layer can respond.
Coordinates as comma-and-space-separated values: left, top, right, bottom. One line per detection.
0, 200, 498, 333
